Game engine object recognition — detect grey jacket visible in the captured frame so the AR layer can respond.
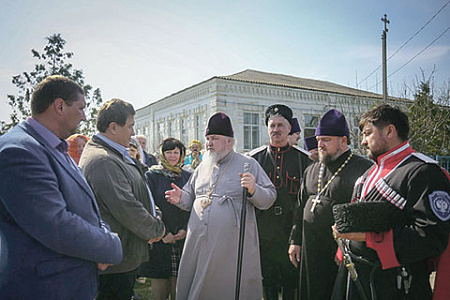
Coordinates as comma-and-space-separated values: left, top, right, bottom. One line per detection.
80, 135, 165, 274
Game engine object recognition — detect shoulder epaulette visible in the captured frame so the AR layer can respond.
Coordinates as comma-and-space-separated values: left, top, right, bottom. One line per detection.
247, 145, 267, 157
292, 145, 311, 156
411, 152, 438, 164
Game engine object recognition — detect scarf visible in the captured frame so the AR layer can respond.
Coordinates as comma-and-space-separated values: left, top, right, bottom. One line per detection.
150, 145, 185, 179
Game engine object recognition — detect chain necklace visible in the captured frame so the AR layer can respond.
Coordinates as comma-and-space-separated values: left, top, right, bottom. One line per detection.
310, 152, 353, 212
200, 151, 236, 213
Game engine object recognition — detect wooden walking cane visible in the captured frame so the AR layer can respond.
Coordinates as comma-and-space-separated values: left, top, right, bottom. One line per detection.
235, 163, 250, 300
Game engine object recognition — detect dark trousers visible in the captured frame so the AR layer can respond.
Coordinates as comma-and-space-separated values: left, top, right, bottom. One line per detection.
332, 260, 432, 300
260, 239, 298, 299
97, 269, 139, 300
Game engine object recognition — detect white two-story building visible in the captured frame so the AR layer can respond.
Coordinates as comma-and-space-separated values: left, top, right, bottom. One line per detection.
135, 69, 408, 154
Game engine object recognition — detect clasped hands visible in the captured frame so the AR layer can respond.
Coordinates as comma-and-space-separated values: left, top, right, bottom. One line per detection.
162, 229, 187, 244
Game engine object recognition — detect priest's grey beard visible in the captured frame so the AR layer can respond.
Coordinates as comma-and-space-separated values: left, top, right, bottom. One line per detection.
201, 150, 228, 177
202, 151, 221, 167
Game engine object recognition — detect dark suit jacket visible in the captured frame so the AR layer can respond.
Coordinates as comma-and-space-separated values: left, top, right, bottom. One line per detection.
0, 121, 122, 300
143, 150, 158, 167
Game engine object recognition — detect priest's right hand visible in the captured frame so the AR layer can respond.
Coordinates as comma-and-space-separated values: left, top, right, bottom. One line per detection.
165, 183, 182, 205
288, 244, 301, 268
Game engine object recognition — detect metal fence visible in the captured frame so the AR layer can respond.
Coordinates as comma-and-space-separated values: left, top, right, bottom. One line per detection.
436, 156, 450, 172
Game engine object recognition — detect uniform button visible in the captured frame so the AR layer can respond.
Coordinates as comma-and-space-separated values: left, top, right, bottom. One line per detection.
277, 176, 280, 179
277, 166, 280, 169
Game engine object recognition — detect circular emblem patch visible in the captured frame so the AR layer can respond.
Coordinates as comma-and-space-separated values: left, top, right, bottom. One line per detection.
429, 190, 450, 222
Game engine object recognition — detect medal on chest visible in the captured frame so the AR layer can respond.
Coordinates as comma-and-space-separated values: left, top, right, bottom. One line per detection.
200, 190, 213, 212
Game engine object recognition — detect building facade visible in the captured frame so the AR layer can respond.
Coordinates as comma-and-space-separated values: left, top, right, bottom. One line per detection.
135, 69, 409, 154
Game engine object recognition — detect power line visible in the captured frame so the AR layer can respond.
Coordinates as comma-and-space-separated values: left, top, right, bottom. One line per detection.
368, 25, 450, 90
357, 0, 450, 87
357, 65, 381, 88
388, 25, 450, 78
388, 0, 450, 61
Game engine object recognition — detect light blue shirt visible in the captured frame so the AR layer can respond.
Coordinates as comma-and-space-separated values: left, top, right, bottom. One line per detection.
96, 133, 135, 164
27, 117, 80, 172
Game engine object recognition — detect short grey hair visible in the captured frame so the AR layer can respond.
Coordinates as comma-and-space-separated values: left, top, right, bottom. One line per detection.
135, 135, 147, 141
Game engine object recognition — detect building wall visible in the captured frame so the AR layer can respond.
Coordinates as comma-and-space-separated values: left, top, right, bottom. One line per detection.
135, 77, 406, 154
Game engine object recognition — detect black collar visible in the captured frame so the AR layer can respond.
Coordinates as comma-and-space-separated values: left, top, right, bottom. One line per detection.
269, 143, 291, 153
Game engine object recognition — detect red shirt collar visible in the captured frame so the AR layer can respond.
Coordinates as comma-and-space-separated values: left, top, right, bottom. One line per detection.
376, 141, 414, 167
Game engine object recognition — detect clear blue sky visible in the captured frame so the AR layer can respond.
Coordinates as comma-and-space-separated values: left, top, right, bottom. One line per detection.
1, 0, 449, 122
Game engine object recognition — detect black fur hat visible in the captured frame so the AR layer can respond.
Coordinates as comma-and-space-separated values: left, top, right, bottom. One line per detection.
333, 201, 406, 233
265, 104, 293, 126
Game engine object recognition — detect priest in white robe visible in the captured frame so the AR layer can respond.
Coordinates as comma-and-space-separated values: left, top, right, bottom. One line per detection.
166, 112, 276, 300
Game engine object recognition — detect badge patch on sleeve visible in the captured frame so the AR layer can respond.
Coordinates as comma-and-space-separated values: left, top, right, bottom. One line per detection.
429, 191, 450, 221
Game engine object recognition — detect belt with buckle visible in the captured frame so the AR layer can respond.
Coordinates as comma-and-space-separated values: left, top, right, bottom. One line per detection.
273, 206, 283, 216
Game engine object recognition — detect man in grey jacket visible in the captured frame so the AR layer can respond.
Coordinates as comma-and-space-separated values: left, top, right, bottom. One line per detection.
80, 99, 165, 300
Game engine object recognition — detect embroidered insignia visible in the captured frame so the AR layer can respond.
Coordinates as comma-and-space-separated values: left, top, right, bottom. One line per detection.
429, 191, 450, 221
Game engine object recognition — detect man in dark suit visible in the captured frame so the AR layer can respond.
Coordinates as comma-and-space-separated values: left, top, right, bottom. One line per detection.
136, 134, 158, 167
0, 75, 123, 299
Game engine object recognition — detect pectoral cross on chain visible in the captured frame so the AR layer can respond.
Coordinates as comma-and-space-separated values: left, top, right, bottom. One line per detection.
310, 196, 320, 212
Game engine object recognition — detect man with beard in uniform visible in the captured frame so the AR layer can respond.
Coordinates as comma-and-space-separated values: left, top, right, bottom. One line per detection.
332, 104, 450, 300
288, 109, 372, 300
249, 104, 311, 299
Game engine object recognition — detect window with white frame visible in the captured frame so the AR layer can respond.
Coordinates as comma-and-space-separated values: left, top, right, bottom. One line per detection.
304, 115, 319, 137
243, 112, 260, 151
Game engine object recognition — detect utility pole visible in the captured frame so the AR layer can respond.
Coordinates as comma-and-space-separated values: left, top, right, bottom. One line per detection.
381, 14, 390, 102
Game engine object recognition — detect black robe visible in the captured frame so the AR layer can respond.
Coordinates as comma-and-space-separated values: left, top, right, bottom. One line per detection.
290, 150, 372, 299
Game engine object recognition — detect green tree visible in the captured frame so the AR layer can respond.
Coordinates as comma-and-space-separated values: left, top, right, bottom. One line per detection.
0, 33, 102, 135
408, 78, 450, 156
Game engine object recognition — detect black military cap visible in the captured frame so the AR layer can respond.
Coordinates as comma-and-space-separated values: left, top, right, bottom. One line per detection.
265, 104, 293, 126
